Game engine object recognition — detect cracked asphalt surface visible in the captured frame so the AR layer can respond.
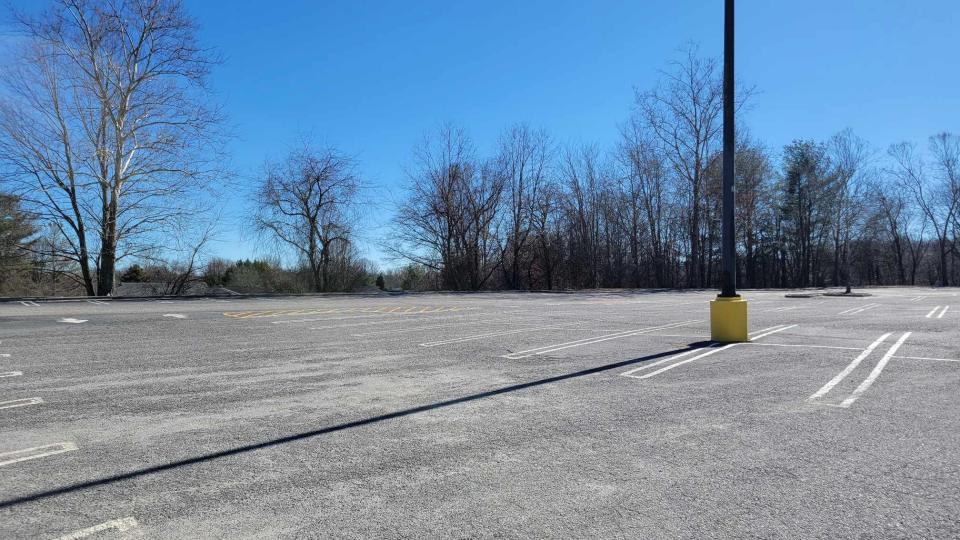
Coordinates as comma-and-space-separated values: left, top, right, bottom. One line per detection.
1, 287, 958, 538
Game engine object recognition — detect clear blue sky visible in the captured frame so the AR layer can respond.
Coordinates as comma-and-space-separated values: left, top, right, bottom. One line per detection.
7, 1, 960, 267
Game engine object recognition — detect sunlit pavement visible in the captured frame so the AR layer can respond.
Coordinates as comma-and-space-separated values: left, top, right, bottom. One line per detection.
1, 288, 958, 538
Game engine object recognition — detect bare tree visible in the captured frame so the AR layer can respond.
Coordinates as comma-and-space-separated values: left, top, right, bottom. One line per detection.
495, 124, 550, 289
253, 144, 361, 292
890, 133, 960, 286
636, 45, 723, 288
0, 0, 224, 296
829, 129, 871, 292
390, 124, 505, 290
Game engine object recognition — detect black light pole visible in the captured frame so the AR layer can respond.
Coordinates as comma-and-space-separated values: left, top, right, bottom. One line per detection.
720, 0, 736, 298
710, 0, 747, 342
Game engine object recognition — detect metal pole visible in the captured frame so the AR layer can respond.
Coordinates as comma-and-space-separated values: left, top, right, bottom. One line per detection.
720, 0, 737, 297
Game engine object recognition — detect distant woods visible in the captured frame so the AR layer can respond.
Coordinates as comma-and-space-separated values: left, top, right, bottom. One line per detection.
0, 3, 957, 296
389, 49, 960, 291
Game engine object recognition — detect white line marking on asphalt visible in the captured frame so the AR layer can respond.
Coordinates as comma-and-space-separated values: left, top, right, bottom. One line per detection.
925, 306, 941, 318
744, 342, 863, 351
0, 371, 23, 378
629, 343, 733, 379
0, 442, 78, 467
162, 314, 187, 319
19, 301, 39, 307
750, 324, 798, 340
627, 325, 798, 380
620, 347, 707, 378
420, 324, 570, 347
937, 306, 949, 318
86, 300, 108, 305
837, 303, 878, 315
0, 397, 43, 410
502, 321, 700, 359
52, 517, 141, 540
58, 318, 88, 324
809, 333, 891, 401
894, 355, 960, 363
840, 332, 912, 407
0, 353, 9, 357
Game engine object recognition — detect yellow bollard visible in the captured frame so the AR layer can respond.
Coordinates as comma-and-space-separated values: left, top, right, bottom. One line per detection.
710, 295, 748, 342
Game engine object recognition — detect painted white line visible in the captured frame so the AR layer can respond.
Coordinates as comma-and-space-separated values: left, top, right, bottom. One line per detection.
809, 333, 891, 400
52, 517, 141, 540
937, 306, 949, 319
0, 442, 78, 467
420, 324, 570, 347
624, 325, 796, 380
840, 332, 912, 407
19, 301, 39, 307
744, 342, 863, 351
749, 324, 798, 340
630, 343, 734, 379
0, 371, 23, 378
162, 314, 187, 319
837, 303, 878, 315
58, 318, 88, 324
0, 397, 44, 410
925, 306, 941, 318
894, 355, 960, 363
848, 304, 880, 315
502, 321, 700, 359
620, 347, 709, 378
86, 300, 108, 305
0, 353, 9, 357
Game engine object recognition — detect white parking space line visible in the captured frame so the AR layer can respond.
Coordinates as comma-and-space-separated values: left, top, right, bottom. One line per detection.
838, 303, 879, 315
936, 306, 949, 318
629, 325, 797, 380
162, 314, 187, 319
58, 318, 88, 324
0, 371, 23, 378
620, 347, 708, 378
420, 324, 571, 347
894, 355, 960, 363
0, 397, 44, 410
840, 332, 912, 407
19, 301, 39, 307
745, 342, 863, 351
909, 295, 927, 302
52, 517, 141, 540
925, 306, 941, 318
86, 300, 108, 305
503, 320, 700, 359
809, 333, 891, 401
0, 442, 78, 467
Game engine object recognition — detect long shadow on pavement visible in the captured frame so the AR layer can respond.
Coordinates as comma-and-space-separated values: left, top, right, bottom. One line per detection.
0, 343, 702, 509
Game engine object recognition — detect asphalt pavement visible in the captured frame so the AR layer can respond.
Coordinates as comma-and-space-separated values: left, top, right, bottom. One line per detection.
0, 288, 958, 538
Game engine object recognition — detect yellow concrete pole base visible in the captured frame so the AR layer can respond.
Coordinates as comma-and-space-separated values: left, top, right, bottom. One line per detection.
710, 295, 749, 343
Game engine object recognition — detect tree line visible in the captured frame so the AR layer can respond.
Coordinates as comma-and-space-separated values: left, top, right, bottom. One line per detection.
0, 1, 957, 296
387, 50, 959, 291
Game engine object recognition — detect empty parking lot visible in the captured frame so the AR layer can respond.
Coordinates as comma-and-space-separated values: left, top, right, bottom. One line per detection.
1, 287, 958, 538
